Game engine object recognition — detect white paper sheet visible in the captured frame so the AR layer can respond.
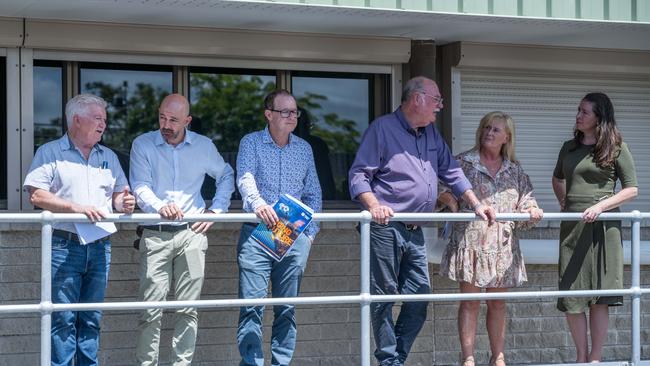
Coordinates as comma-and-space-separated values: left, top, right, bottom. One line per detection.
73, 222, 117, 245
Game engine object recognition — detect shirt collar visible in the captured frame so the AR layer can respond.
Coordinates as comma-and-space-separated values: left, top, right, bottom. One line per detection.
461, 148, 513, 174
155, 128, 193, 146
262, 126, 294, 146
395, 107, 425, 135
59, 133, 104, 154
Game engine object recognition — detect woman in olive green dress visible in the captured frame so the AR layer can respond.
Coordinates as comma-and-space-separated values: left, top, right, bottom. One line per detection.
552, 92, 638, 363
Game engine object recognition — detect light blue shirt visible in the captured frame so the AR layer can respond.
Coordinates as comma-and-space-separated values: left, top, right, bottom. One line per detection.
237, 127, 322, 240
129, 129, 235, 219
23, 134, 128, 233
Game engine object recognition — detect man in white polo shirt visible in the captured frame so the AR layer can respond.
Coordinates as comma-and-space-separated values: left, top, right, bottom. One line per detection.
130, 93, 234, 366
23, 93, 135, 366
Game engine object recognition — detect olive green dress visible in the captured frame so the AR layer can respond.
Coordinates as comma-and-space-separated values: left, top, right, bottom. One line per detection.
553, 140, 637, 313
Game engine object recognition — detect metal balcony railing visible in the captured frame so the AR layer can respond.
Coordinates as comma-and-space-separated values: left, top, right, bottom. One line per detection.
0, 211, 647, 366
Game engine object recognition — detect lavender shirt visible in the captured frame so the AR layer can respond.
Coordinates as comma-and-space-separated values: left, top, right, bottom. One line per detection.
349, 108, 471, 213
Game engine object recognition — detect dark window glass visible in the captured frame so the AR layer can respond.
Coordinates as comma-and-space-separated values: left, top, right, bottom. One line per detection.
33, 61, 64, 150
0, 57, 6, 209
189, 69, 276, 200
292, 72, 373, 200
80, 63, 173, 177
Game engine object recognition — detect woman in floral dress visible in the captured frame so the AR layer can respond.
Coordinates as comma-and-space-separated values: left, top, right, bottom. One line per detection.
438, 111, 543, 366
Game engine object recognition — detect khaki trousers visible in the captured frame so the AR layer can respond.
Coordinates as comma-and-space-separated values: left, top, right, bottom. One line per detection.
135, 228, 208, 366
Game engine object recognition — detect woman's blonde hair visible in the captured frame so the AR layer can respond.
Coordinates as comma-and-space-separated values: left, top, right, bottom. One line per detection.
473, 111, 517, 162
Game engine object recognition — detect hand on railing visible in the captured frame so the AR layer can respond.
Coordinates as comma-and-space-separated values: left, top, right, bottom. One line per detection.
368, 205, 394, 225
158, 203, 184, 220
71, 203, 107, 222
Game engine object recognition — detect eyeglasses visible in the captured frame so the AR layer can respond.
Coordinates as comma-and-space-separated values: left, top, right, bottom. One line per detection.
269, 109, 301, 118
420, 92, 444, 105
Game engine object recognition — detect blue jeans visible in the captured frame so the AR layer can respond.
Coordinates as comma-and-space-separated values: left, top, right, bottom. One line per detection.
369, 222, 430, 366
51, 234, 111, 366
237, 223, 312, 366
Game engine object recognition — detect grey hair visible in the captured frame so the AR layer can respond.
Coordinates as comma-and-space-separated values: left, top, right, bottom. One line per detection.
65, 94, 108, 127
401, 76, 431, 103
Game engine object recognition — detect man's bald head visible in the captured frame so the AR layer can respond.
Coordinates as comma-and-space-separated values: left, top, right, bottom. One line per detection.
160, 94, 190, 117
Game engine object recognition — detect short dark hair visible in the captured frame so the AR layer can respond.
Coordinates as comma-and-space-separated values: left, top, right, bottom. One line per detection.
264, 89, 294, 110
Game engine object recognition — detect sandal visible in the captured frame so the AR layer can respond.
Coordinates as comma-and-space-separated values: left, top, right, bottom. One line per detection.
489, 354, 506, 366
461, 356, 475, 366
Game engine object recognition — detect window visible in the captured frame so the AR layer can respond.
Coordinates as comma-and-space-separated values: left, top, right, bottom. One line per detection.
189, 68, 276, 200
291, 72, 373, 200
79, 63, 174, 176
26, 60, 389, 206
33, 61, 64, 150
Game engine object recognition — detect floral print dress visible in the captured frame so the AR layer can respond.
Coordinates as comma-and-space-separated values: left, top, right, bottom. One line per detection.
439, 149, 539, 288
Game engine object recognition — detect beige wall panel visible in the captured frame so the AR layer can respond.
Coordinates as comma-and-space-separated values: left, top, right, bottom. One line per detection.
457, 42, 650, 75
0, 17, 22, 47
23, 19, 411, 64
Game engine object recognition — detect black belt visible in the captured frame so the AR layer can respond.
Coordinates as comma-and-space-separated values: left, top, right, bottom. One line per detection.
140, 223, 190, 233
404, 223, 419, 231
52, 229, 82, 242
374, 221, 421, 231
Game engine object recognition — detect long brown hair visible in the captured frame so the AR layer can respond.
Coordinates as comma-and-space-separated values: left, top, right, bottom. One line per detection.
574, 92, 622, 167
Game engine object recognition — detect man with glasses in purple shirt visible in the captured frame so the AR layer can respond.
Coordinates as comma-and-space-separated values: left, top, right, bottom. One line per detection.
349, 76, 495, 366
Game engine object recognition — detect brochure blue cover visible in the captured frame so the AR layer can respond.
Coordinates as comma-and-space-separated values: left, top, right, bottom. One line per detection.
251, 194, 314, 261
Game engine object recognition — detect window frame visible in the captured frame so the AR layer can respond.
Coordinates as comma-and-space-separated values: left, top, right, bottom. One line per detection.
14, 49, 398, 211
0, 56, 6, 209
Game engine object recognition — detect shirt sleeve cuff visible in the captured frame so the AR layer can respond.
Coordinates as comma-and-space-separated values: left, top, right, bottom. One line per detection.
349, 183, 371, 201
250, 197, 267, 212
151, 201, 166, 213
23, 182, 50, 192
451, 181, 473, 198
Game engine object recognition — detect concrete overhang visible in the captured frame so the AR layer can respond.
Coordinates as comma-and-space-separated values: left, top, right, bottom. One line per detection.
0, 0, 648, 51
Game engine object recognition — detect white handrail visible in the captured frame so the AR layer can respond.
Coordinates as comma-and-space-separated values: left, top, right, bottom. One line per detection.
0, 211, 645, 366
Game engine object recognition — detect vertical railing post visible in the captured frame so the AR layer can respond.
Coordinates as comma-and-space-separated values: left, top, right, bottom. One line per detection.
630, 211, 641, 365
360, 211, 372, 366
40, 211, 54, 366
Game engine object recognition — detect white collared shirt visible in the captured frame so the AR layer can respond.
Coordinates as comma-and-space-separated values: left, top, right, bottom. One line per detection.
23, 134, 128, 233
129, 129, 234, 218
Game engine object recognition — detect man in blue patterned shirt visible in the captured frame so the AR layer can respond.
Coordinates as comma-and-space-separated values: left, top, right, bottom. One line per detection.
236, 89, 322, 366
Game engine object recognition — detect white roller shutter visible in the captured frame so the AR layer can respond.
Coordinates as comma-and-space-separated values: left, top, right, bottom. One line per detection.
455, 67, 650, 213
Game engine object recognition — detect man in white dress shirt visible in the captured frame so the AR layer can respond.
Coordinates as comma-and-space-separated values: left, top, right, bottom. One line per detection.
129, 93, 235, 366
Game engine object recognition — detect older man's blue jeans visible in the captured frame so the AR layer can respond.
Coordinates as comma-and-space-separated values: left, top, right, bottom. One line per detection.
236, 223, 312, 366
369, 222, 430, 366
51, 234, 110, 366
